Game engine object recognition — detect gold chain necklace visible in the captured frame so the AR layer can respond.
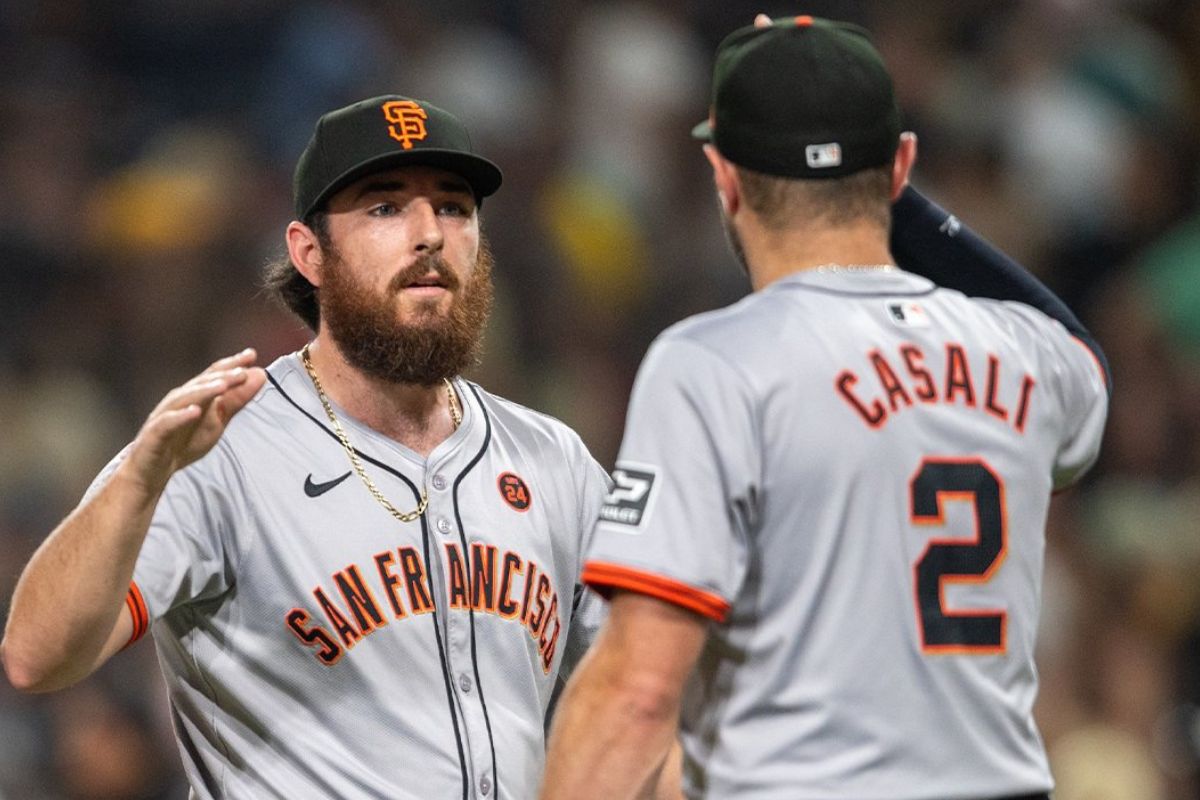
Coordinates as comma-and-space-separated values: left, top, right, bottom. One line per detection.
300, 344, 461, 523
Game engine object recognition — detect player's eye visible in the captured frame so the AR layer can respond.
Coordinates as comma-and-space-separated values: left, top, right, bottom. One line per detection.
438, 201, 471, 217
368, 202, 398, 217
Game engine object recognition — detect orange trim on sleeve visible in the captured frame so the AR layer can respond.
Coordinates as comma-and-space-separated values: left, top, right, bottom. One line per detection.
122, 582, 149, 649
1070, 335, 1109, 389
582, 561, 730, 622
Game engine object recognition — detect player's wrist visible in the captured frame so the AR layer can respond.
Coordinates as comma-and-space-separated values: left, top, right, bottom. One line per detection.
110, 453, 173, 506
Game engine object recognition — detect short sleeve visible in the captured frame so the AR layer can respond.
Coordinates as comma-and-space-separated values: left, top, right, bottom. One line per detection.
583, 335, 760, 622
558, 452, 613, 677
1051, 335, 1109, 489
1001, 302, 1109, 490
129, 446, 242, 625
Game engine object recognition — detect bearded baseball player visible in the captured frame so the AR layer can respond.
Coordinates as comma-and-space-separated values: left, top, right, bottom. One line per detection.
542, 16, 1109, 800
2, 96, 615, 799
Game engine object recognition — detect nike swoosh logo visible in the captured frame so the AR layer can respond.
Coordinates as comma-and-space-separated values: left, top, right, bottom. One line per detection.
304, 471, 352, 498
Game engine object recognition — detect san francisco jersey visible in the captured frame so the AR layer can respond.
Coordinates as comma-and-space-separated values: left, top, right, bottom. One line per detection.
90, 353, 609, 800
583, 269, 1108, 800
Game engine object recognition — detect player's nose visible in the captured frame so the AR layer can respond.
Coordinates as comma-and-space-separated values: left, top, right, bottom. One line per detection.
410, 199, 444, 254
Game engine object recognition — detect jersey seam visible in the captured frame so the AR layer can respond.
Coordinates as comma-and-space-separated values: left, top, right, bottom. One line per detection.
454, 382, 500, 799
268, 371, 472, 797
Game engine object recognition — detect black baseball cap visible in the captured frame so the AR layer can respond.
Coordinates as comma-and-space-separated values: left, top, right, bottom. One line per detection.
692, 15, 901, 179
293, 95, 503, 220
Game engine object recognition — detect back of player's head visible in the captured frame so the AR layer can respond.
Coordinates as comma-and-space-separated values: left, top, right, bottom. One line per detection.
693, 16, 899, 179
694, 16, 901, 228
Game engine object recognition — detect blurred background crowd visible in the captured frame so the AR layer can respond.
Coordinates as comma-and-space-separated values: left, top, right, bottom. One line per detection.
0, 0, 1198, 797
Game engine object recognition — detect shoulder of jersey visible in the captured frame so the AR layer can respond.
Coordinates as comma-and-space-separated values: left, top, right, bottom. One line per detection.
666, 290, 764, 336
468, 382, 592, 455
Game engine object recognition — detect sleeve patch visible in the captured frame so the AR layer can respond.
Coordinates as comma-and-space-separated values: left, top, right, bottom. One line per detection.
598, 463, 658, 529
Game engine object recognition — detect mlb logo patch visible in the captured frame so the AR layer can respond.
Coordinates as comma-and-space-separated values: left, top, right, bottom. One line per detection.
805, 143, 842, 169
887, 300, 931, 327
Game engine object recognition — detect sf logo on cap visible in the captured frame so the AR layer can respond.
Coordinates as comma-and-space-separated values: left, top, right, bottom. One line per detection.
382, 100, 428, 150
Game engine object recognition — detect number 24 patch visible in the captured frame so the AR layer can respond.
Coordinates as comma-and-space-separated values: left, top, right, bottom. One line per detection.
498, 472, 532, 511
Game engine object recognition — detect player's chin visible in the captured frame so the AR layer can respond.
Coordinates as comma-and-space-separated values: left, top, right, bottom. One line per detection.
395, 291, 453, 316
394, 303, 452, 329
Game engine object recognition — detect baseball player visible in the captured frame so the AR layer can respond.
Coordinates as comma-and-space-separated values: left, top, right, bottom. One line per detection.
542, 16, 1108, 800
2, 96, 612, 799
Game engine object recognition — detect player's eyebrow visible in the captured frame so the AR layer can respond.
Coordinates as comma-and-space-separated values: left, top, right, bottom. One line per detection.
354, 179, 473, 201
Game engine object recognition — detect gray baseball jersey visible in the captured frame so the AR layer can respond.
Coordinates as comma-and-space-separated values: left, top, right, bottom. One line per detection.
584, 269, 1107, 800
91, 353, 609, 799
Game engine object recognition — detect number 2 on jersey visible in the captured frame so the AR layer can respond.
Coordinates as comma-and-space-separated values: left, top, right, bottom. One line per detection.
910, 459, 1006, 655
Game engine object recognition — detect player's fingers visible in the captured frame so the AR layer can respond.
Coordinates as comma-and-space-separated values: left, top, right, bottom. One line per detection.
156, 375, 234, 415
173, 366, 251, 401
754, 13, 772, 28
216, 367, 267, 422
202, 348, 258, 377
142, 404, 204, 441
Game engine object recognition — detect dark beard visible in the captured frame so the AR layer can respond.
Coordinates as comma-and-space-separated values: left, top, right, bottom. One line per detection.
319, 239, 494, 386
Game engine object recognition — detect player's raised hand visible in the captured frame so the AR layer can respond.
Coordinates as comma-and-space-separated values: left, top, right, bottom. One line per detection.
124, 348, 267, 495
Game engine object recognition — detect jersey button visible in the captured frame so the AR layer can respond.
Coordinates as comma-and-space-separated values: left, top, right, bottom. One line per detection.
479, 775, 491, 796
437, 518, 453, 535
431, 474, 447, 490
459, 673, 473, 692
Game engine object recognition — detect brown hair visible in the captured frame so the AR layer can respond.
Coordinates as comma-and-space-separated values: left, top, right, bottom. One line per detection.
736, 163, 892, 231
262, 212, 329, 331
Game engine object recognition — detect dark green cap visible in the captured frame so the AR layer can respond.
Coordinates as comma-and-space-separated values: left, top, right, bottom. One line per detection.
692, 16, 901, 179
293, 95, 503, 219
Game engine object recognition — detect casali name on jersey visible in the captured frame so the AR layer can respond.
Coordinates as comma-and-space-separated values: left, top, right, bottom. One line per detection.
285, 540, 564, 671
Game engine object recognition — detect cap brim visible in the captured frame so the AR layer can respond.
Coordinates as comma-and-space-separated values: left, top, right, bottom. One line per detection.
691, 119, 713, 141
303, 149, 504, 219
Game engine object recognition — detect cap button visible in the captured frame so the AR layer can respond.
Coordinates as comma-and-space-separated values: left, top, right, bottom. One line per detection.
795, 15, 814, 27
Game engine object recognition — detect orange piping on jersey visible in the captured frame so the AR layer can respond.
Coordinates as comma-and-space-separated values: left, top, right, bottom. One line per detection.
1070, 335, 1109, 388
122, 582, 149, 649
582, 562, 730, 622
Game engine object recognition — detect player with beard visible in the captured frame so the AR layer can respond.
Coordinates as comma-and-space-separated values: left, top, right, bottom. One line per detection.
2, 96, 616, 800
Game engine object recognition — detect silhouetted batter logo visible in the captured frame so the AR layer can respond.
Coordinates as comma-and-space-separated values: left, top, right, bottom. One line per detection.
382, 100, 428, 150
498, 472, 532, 511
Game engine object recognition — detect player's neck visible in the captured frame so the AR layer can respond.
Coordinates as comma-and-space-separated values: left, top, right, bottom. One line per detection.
303, 336, 458, 458
742, 220, 895, 291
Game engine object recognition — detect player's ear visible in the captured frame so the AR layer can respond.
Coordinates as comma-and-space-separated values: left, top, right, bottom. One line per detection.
704, 143, 741, 217
891, 132, 918, 201
286, 220, 324, 288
